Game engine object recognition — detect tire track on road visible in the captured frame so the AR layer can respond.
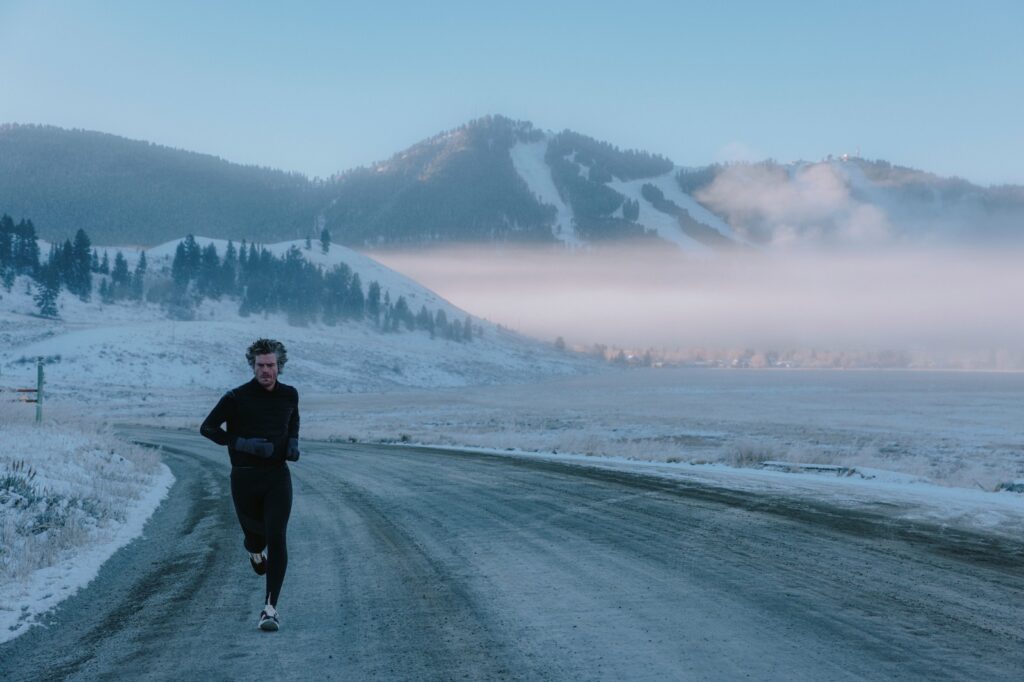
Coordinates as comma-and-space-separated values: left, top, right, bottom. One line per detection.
293, 451, 524, 680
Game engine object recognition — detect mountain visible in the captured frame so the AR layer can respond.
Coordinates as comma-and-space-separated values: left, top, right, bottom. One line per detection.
0, 124, 327, 246
2, 119, 1021, 250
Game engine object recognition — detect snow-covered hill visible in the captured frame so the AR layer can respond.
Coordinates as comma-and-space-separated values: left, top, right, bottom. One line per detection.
0, 239, 594, 410
145, 237, 466, 320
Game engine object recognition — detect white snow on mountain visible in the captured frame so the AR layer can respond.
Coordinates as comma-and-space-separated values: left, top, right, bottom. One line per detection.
509, 135, 744, 252
608, 173, 713, 252
644, 169, 747, 244
509, 140, 581, 246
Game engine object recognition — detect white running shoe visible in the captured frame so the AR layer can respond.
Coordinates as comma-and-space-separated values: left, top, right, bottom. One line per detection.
258, 604, 280, 631
249, 552, 266, 576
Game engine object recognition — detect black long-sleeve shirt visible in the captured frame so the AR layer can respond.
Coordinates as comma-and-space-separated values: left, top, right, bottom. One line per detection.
200, 378, 300, 467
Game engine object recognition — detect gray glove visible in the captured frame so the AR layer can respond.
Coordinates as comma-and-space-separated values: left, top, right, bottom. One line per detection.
286, 438, 300, 462
232, 436, 275, 458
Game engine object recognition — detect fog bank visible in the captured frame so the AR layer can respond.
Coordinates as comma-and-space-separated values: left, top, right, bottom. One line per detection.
372, 245, 1024, 360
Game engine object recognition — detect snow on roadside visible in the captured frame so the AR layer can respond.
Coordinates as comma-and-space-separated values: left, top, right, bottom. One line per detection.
0, 410, 173, 644
396, 443, 1024, 540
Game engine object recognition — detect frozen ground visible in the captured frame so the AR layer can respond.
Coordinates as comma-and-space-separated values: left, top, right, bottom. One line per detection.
0, 407, 173, 644
287, 369, 1024, 484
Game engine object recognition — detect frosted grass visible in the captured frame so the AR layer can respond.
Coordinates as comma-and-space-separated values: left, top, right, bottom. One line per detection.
0, 405, 173, 642
299, 368, 1024, 491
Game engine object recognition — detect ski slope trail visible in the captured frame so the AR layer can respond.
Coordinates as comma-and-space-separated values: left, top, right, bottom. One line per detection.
2, 428, 1021, 680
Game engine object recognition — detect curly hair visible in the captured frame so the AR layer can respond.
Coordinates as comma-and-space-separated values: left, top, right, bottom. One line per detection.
246, 338, 288, 373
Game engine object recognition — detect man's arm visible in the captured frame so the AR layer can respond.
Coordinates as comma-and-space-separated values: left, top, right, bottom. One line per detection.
288, 392, 300, 439
200, 392, 235, 446
286, 391, 301, 461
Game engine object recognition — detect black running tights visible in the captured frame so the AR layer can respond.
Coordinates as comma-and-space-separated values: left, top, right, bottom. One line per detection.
230, 464, 292, 607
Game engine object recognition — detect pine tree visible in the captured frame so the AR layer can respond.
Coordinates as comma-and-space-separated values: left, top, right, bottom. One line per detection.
367, 281, 382, 326
183, 235, 201, 277
416, 305, 432, 332
168, 238, 200, 318
171, 235, 202, 291
71, 229, 92, 301
435, 309, 448, 338
171, 241, 190, 289
345, 273, 364, 319
198, 242, 221, 299
323, 263, 349, 325
131, 251, 147, 300
57, 237, 73, 288
14, 219, 40, 274
320, 227, 331, 254
0, 215, 13, 271
221, 241, 238, 296
99, 278, 114, 304
246, 243, 260, 284
281, 245, 306, 323
111, 251, 130, 299
34, 263, 60, 318
100, 251, 110, 275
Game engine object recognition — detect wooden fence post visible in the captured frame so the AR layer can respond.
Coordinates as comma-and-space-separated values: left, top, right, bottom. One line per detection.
36, 356, 44, 424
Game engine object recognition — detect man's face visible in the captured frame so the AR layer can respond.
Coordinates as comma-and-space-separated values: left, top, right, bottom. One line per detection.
253, 353, 279, 390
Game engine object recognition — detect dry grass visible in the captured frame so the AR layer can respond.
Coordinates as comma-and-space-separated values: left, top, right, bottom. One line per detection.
0, 406, 162, 582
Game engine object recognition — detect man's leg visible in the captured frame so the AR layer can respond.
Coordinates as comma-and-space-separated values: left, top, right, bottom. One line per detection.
230, 467, 267, 554
262, 466, 293, 607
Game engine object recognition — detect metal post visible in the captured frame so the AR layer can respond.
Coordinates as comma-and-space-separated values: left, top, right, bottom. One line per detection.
36, 356, 43, 424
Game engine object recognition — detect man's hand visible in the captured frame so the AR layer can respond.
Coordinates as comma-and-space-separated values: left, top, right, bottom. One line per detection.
232, 437, 275, 458
286, 438, 300, 462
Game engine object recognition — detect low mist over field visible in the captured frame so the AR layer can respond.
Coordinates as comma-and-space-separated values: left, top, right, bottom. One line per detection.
373, 245, 1024, 362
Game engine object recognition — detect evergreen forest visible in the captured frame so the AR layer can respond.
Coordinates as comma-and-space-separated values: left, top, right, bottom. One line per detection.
0, 214, 478, 342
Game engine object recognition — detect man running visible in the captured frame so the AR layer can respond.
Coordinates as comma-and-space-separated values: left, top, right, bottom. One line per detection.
200, 338, 300, 631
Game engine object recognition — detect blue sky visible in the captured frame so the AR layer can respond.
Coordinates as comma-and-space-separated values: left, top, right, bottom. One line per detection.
1, 1, 1021, 185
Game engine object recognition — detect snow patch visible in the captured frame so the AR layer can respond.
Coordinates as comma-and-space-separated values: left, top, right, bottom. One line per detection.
0, 417, 173, 644
608, 174, 713, 253
509, 139, 581, 246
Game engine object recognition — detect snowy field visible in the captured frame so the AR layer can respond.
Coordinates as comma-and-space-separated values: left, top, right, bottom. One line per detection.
295, 367, 1024, 536
292, 368, 1024, 486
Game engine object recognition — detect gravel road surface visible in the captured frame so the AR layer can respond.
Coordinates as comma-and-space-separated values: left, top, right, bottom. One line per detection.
2, 427, 1021, 680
